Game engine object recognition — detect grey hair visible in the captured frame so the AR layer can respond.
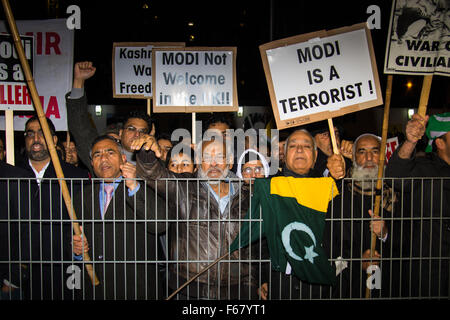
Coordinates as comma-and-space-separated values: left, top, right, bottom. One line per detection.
284, 129, 317, 155
89, 135, 125, 159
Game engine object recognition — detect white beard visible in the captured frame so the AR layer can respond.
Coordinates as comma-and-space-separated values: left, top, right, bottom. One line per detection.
197, 165, 229, 185
351, 161, 379, 190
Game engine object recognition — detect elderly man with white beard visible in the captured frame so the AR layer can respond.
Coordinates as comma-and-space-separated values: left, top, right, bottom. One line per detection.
327, 133, 396, 298
131, 133, 262, 300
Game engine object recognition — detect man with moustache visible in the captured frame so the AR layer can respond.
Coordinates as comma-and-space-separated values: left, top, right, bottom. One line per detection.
66, 61, 154, 174
132, 132, 261, 299
18, 116, 88, 300
258, 130, 388, 299
328, 133, 393, 298
71, 135, 164, 299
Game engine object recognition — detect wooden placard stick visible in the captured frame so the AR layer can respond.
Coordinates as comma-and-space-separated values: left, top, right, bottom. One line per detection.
327, 118, 339, 154
365, 74, 393, 298
166, 252, 229, 300
5, 110, 15, 165
147, 98, 151, 116
327, 118, 346, 178
417, 75, 433, 117
1, 0, 99, 286
192, 112, 196, 145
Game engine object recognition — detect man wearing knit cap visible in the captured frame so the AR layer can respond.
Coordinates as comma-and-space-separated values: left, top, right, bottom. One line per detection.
385, 112, 450, 298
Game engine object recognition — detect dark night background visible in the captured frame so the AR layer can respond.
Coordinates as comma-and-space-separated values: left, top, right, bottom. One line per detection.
1, 0, 449, 137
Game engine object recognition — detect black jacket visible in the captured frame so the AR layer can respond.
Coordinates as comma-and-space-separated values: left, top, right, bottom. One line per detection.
385, 148, 450, 297
0, 162, 29, 287
73, 179, 165, 300
65, 92, 98, 175
17, 158, 89, 300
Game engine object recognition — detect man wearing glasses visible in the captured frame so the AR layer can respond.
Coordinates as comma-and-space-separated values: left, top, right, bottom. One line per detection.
65, 61, 154, 174
131, 134, 263, 299
17, 116, 88, 300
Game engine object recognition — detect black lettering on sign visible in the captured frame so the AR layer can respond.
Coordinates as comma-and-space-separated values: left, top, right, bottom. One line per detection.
162, 52, 199, 65
133, 64, 151, 76
297, 41, 340, 64
204, 52, 228, 65
278, 82, 364, 114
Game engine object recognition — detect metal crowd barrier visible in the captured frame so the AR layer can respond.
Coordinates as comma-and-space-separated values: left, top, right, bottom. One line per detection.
0, 177, 448, 300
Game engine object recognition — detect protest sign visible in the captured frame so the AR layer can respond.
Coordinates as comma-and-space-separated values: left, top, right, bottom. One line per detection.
384, 0, 449, 76
260, 23, 382, 130
152, 47, 238, 113
385, 136, 399, 163
0, 33, 33, 110
112, 42, 185, 98
0, 18, 74, 131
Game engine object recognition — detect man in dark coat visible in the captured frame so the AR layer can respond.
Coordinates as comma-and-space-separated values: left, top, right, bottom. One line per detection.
72, 135, 165, 300
17, 116, 89, 300
0, 161, 28, 300
385, 113, 450, 298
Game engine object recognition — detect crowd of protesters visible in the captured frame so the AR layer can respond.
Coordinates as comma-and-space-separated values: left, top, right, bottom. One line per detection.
0, 61, 448, 300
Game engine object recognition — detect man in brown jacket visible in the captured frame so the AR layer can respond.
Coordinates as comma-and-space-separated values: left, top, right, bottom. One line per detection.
131, 134, 262, 300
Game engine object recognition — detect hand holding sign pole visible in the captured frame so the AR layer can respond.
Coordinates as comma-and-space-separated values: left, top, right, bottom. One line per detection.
327, 118, 346, 179
1, 0, 99, 286
5, 110, 14, 165
365, 74, 393, 299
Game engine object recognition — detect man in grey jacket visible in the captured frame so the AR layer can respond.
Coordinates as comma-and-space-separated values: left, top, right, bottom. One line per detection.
131, 133, 262, 299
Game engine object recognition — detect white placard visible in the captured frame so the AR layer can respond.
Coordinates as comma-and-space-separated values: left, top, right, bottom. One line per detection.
384, 0, 450, 76
0, 34, 34, 111
260, 23, 382, 130
113, 42, 185, 98
152, 47, 238, 113
0, 19, 73, 131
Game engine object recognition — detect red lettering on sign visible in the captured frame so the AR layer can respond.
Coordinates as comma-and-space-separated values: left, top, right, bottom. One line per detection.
7, 85, 14, 104
22, 86, 31, 105
14, 85, 22, 104
45, 32, 61, 55
45, 96, 60, 118
0, 85, 6, 104
385, 140, 399, 163
24, 31, 61, 55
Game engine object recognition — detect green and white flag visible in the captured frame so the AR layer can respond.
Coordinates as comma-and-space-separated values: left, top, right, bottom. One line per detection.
230, 176, 339, 285
425, 112, 450, 152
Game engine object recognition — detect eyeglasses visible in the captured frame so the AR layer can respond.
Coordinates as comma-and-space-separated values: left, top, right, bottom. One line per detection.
242, 166, 264, 175
124, 126, 149, 135
202, 154, 227, 164
24, 130, 44, 138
